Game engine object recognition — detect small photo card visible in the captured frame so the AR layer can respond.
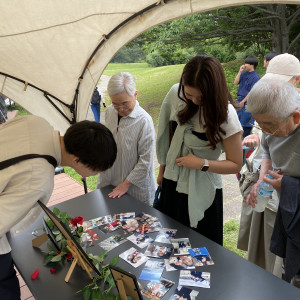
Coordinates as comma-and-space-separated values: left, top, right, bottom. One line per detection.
98, 234, 127, 251
138, 222, 162, 234
170, 238, 192, 256
165, 256, 196, 271
179, 270, 210, 289
135, 212, 158, 225
144, 244, 173, 259
113, 212, 135, 221
99, 221, 121, 234
169, 286, 199, 300
121, 219, 140, 233
127, 233, 154, 249
139, 259, 165, 281
94, 215, 113, 227
141, 278, 175, 299
80, 229, 100, 248
188, 247, 214, 266
155, 228, 177, 244
119, 247, 148, 268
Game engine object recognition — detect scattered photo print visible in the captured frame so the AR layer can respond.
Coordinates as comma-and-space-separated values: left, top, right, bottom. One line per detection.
179, 270, 210, 289
81, 220, 94, 231
119, 247, 148, 268
127, 233, 154, 248
121, 219, 139, 233
99, 221, 121, 234
144, 244, 173, 259
141, 278, 175, 299
80, 229, 100, 248
169, 286, 199, 300
188, 247, 214, 266
171, 238, 192, 256
138, 222, 162, 234
139, 259, 165, 281
113, 212, 135, 221
98, 234, 127, 251
155, 228, 177, 244
165, 256, 196, 271
94, 215, 112, 227
135, 212, 158, 225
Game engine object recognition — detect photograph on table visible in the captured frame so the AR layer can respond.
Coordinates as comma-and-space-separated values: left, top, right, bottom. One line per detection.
135, 212, 158, 225
170, 238, 192, 255
165, 256, 196, 271
179, 270, 210, 288
141, 278, 175, 299
99, 234, 127, 251
95, 215, 113, 227
113, 212, 135, 221
81, 229, 100, 247
139, 259, 165, 281
119, 247, 148, 268
138, 221, 162, 234
121, 219, 140, 233
127, 233, 154, 248
188, 247, 214, 266
168, 286, 199, 300
155, 228, 177, 244
144, 244, 173, 259
99, 221, 121, 234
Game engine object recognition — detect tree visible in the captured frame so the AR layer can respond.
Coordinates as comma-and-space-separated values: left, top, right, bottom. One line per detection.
133, 4, 300, 59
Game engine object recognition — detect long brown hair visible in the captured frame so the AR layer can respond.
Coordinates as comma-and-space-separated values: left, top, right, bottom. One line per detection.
177, 55, 234, 149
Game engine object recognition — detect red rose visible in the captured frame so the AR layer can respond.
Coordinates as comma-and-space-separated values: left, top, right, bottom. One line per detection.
31, 269, 40, 280
70, 216, 83, 226
66, 253, 73, 260
50, 269, 56, 274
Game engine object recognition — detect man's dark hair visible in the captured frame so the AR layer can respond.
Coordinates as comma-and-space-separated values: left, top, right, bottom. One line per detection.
265, 51, 279, 62
64, 120, 117, 172
245, 56, 258, 68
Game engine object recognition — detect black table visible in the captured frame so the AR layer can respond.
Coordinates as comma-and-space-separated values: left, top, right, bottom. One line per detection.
9, 186, 300, 300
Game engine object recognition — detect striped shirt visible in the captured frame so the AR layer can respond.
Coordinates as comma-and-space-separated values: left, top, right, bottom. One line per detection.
97, 101, 156, 205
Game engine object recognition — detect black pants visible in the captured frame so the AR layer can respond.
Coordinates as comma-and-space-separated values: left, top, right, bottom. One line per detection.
159, 178, 223, 246
0, 252, 20, 300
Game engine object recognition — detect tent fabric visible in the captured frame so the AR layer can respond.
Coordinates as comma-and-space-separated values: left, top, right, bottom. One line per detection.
0, 0, 295, 133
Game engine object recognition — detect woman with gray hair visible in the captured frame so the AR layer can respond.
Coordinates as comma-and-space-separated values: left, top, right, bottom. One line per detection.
97, 72, 156, 205
245, 78, 300, 285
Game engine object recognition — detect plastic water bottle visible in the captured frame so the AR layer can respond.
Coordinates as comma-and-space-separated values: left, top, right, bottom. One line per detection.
254, 174, 274, 212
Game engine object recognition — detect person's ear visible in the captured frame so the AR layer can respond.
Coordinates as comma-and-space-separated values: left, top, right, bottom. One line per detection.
134, 90, 138, 99
295, 75, 300, 85
292, 110, 300, 125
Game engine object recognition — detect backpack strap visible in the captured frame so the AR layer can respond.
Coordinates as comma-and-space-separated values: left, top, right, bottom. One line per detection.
0, 154, 57, 170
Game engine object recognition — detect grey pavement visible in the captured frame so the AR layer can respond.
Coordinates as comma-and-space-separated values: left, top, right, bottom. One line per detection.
87, 76, 242, 224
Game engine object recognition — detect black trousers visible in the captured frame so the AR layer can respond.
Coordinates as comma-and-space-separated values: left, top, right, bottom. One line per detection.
0, 252, 20, 300
159, 178, 223, 246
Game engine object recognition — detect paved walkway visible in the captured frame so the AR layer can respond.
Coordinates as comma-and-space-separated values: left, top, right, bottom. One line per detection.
87, 76, 243, 223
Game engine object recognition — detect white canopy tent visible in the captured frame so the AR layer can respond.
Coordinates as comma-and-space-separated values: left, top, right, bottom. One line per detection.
0, 0, 296, 133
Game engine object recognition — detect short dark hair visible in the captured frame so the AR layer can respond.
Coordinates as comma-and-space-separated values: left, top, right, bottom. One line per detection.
245, 56, 258, 68
64, 121, 117, 172
265, 51, 279, 62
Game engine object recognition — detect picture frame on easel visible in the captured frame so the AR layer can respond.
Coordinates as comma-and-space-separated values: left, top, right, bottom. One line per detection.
36, 200, 101, 281
109, 265, 143, 300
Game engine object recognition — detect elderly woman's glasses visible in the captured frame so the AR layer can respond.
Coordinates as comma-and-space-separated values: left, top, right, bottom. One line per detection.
249, 115, 292, 136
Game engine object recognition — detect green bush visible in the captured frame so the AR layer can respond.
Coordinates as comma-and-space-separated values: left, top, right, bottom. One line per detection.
146, 51, 167, 67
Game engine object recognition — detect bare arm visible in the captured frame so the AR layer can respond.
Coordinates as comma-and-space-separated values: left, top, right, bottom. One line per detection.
176, 132, 243, 174
234, 65, 245, 84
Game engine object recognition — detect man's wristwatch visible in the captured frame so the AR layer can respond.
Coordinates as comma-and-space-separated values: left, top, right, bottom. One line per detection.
201, 159, 209, 172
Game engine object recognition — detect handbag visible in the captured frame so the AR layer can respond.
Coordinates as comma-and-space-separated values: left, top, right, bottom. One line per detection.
153, 185, 162, 209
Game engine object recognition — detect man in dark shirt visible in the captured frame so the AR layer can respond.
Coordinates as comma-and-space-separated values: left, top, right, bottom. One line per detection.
234, 56, 260, 138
